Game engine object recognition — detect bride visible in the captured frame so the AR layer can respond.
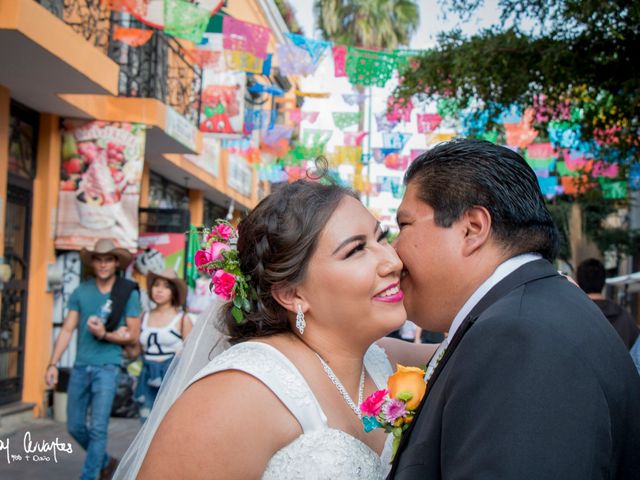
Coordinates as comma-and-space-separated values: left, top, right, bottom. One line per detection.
115, 180, 437, 479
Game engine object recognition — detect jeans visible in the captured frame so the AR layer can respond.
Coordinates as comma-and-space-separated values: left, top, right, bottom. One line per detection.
67, 364, 119, 480
134, 358, 172, 423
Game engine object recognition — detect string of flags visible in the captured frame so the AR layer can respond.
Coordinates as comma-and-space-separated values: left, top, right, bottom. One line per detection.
96, 0, 637, 200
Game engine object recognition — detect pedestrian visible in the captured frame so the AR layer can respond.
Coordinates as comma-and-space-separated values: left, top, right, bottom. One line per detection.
45, 239, 141, 480
576, 258, 640, 350
135, 268, 191, 422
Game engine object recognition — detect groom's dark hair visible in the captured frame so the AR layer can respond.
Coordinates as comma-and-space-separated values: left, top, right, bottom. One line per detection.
404, 138, 559, 262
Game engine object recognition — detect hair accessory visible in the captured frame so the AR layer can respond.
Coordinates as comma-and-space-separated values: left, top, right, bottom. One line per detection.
194, 220, 252, 324
296, 304, 306, 335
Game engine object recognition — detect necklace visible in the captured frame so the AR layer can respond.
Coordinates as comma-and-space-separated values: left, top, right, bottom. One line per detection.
315, 353, 365, 419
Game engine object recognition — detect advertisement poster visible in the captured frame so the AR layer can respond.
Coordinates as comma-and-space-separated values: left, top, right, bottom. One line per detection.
55, 120, 145, 251
199, 70, 246, 135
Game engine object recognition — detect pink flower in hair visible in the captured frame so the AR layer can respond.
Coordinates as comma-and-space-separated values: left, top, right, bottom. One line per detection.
215, 224, 233, 241
212, 269, 236, 301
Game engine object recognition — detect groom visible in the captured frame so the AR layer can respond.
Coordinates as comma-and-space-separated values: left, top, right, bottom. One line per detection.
389, 139, 640, 479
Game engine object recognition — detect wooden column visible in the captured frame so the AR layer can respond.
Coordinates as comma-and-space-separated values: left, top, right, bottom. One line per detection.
0, 85, 10, 259
139, 162, 150, 208
188, 189, 204, 227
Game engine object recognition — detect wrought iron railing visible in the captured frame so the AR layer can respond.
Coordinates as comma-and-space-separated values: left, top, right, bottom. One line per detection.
107, 15, 202, 125
35, 2, 202, 126
37, 0, 111, 53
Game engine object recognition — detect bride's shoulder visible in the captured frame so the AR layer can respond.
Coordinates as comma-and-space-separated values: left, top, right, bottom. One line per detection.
141, 365, 300, 478
189, 341, 295, 387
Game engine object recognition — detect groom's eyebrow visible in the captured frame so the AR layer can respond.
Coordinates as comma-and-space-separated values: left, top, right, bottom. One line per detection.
332, 222, 380, 255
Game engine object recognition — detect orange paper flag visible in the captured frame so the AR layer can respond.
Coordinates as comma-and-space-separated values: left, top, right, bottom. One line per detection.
113, 26, 154, 47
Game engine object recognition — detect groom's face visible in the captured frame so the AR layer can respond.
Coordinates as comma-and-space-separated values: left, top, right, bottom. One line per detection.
394, 182, 465, 332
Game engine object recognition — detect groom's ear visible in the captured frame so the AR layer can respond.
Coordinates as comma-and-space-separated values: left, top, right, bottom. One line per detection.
272, 286, 306, 315
461, 206, 492, 256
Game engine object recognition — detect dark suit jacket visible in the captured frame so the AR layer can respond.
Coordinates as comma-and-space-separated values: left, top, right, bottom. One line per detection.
388, 259, 640, 479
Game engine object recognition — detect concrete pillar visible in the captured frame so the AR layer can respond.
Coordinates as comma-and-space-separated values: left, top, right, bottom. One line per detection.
23, 113, 61, 415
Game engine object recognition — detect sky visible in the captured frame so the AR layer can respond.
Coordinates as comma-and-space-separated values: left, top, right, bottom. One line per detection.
290, 1, 506, 227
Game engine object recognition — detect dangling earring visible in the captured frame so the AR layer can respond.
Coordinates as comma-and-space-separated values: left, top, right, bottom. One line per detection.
296, 304, 306, 335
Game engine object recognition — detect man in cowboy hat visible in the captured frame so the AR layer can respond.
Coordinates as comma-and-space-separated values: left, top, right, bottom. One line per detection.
46, 239, 141, 480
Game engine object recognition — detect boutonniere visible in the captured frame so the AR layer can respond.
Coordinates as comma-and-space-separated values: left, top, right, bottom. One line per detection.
360, 365, 427, 462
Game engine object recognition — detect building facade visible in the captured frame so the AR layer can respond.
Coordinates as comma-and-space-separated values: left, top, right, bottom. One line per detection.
0, 0, 298, 417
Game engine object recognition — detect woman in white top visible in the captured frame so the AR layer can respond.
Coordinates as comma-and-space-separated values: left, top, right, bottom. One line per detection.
135, 268, 191, 422
120, 181, 435, 479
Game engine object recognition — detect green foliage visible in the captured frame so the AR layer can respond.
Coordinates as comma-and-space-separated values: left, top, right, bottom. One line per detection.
395, 0, 640, 161
313, 0, 420, 50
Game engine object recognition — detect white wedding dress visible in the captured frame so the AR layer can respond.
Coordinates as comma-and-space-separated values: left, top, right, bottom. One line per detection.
188, 341, 395, 479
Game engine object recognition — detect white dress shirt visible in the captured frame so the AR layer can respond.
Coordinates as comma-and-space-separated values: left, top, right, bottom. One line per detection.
424, 253, 541, 382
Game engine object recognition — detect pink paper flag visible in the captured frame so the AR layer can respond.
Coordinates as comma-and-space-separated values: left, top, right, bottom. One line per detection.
527, 143, 555, 159
410, 149, 427, 161
302, 111, 319, 123
592, 161, 619, 178
344, 132, 369, 147
289, 109, 302, 124
223, 16, 270, 59
416, 113, 442, 134
333, 45, 347, 77
562, 149, 592, 171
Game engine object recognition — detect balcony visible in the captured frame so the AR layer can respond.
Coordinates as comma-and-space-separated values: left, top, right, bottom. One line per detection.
36, 2, 202, 127
0, 0, 119, 116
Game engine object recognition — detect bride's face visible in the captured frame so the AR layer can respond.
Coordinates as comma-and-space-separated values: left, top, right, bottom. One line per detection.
298, 196, 406, 343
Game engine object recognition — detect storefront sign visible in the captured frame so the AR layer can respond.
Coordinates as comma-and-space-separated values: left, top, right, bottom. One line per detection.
165, 107, 199, 152
184, 135, 220, 177
227, 153, 252, 197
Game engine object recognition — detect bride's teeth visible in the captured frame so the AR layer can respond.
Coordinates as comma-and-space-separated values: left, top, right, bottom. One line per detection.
378, 286, 399, 297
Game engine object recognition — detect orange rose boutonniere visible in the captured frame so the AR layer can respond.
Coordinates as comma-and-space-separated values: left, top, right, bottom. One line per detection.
387, 365, 427, 411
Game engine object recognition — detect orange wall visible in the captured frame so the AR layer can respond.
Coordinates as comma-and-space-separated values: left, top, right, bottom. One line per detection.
189, 189, 205, 227
0, 86, 9, 258
139, 162, 150, 208
22, 114, 61, 415
0, 0, 118, 95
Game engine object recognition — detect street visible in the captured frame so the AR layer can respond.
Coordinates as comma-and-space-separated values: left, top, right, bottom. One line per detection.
0, 417, 140, 479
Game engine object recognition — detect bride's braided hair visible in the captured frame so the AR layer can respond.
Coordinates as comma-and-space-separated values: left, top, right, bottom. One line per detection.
223, 180, 356, 343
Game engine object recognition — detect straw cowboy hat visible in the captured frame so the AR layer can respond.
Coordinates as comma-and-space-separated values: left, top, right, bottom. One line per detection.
80, 238, 133, 269
147, 268, 188, 306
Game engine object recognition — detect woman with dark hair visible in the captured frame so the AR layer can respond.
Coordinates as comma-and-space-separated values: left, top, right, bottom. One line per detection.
135, 268, 192, 423
116, 180, 436, 479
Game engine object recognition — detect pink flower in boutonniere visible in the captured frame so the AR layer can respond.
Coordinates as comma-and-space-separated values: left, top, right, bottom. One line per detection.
359, 388, 388, 417
212, 269, 236, 301
383, 398, 408, 425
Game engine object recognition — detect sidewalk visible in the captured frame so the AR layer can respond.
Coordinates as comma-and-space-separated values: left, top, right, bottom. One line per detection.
0, 417, 140, 479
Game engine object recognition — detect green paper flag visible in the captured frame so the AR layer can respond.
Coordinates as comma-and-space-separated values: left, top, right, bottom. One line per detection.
345, 47, 397, 88
332, 112, 362, 129
185, 224, 201, 289
599, 178, 627, 200
164, 0, 211, 44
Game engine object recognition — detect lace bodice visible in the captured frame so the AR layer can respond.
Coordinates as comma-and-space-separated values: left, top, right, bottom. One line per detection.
189, 341, 394, 479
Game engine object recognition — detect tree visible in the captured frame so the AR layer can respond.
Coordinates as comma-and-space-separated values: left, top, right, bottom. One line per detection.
395, 0, 639, 163
313, 0, 420, 50
392, 1, 640, 265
